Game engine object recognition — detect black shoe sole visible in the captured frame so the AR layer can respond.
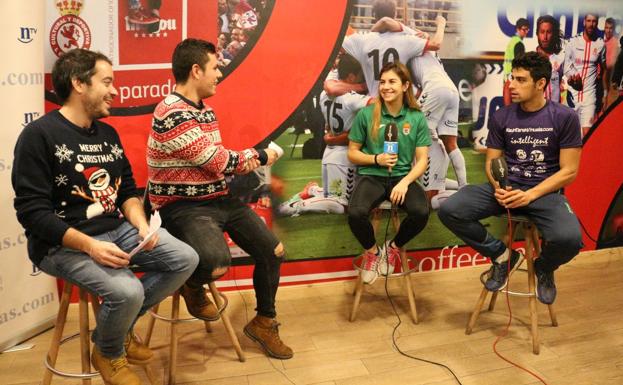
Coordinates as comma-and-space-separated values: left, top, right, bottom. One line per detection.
243, 326, 293, 360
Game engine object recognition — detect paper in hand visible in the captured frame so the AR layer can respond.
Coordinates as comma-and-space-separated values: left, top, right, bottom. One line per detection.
128, 211, 162, 258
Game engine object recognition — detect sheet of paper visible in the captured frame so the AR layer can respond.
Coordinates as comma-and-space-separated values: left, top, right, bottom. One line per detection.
128, 211, 161, 258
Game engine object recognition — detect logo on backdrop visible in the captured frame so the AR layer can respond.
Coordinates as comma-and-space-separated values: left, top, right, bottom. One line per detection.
18, 27, 37, 43
22, 112, 41, 127
30, 264, 42, 277
49, 0, 91, 57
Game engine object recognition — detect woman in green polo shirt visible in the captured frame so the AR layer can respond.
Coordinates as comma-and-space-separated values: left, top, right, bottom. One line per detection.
347, 61, 431, 284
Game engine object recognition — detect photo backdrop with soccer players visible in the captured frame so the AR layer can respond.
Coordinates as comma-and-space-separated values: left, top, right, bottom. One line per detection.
42, 0, 623, 277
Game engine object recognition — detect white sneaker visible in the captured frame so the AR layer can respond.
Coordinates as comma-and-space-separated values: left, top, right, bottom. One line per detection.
378, 241, 400, 276
360, 248, 381, 284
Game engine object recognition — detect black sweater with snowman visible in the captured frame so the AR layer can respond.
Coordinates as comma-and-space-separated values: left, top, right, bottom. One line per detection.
12, 110, 139, 265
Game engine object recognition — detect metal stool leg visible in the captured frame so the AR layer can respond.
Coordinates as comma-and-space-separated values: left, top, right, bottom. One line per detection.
208, 283, 245, 362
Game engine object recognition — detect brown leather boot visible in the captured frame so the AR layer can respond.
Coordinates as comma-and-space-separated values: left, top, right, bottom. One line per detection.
243, 315, 293, 359
179, 284, 220, 321
91, 347, 141, 385
124, 331, 153, 364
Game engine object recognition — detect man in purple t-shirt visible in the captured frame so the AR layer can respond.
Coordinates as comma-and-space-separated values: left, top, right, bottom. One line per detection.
439, 52, 583, 304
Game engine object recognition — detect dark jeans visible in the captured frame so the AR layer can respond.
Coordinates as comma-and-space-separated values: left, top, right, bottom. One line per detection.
162, 196, 282, 318
438, 183, 583, 271
348, 175, 430, 249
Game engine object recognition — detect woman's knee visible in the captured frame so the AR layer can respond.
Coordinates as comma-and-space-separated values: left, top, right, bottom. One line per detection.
348, 205, 370, 222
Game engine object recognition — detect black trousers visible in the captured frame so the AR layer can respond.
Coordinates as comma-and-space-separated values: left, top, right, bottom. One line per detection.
162, 196, 281, 318
348, 175, 430, 250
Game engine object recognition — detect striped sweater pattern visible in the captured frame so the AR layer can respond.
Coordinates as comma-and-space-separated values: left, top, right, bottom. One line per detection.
147, 93, 257, 209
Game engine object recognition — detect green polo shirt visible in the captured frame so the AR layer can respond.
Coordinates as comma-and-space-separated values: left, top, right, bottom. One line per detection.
349, 104, 431, 177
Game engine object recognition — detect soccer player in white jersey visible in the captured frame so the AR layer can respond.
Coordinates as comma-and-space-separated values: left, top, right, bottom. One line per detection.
370, 15, 464, 208
564, 13, 607, 135
536, 15, 566, 104
278, 55, 371, 216
339, 0, 442, 98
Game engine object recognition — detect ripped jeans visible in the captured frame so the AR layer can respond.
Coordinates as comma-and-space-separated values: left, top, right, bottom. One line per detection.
162, 196, 282, 318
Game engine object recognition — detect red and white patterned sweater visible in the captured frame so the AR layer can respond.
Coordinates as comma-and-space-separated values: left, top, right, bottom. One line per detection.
147, 93, 258, 210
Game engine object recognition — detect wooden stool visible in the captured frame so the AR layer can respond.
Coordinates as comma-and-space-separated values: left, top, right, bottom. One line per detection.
43, 281, 99, 385
143, 282, 245, 385
465, 216, 558, 354
43, 281, 156, 384
350, 201, 419, 324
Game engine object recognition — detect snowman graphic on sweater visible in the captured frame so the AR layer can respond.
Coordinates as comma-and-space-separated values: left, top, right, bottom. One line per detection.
72, 163, 121, 219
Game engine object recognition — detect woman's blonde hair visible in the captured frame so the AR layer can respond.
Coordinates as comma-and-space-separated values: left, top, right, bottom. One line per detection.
370, 61, 419, 141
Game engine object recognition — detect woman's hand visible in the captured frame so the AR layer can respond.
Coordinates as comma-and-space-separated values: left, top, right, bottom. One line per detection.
377, 153, 398, 168
390, 179, 410, 205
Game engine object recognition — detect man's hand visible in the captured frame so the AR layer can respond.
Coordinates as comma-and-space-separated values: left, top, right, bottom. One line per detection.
264, 148, 279, 166
567, 74, 583, 91
138, 225, 159, 251
239, 158, 261, 174
87, 240, 131, 268
494, 186, 535, 208
390, 180, 409, 205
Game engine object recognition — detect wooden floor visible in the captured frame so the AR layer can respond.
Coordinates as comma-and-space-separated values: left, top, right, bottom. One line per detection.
1, 247, 622, 385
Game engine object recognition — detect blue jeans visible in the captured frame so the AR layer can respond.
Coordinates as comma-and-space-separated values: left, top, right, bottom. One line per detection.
438, 183, 583, 272
39, 222, 198, 358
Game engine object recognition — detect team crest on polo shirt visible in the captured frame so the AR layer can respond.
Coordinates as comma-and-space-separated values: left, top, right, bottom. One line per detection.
402, 122, 411, 135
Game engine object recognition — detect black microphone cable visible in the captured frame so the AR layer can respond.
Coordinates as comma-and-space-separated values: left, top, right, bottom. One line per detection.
380, 165, 464, 385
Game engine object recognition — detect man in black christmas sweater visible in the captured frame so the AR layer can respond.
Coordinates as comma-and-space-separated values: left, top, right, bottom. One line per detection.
12, 49, 198, 385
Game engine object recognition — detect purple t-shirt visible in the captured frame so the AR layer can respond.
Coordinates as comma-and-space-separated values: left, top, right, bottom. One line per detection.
486, 101, 582, 187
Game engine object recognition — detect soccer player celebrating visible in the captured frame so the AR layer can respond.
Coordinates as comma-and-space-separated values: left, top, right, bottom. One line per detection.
564, 13, 606, 136
370, 14, 466, 208
279, 55, 371, 216
535, 15, 566, 103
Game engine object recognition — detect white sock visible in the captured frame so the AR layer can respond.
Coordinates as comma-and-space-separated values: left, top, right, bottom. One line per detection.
445, 178, 459, 190
495, 248, 510, 263
430, 190, 456, 210
448, 149, 467, 187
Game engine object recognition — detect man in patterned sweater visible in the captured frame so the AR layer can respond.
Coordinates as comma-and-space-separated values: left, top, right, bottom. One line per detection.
12, 49, 199, 385
147, 38, 292, 359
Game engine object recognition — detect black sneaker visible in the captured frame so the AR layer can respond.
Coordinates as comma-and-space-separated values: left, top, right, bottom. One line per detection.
484, 250, 521, 291
535, 260, 557, 304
